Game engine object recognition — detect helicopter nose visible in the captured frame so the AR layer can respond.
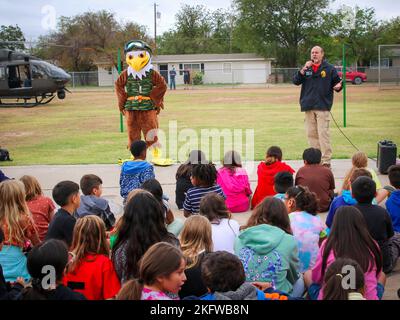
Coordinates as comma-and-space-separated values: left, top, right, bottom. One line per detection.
54, 71, 71, 85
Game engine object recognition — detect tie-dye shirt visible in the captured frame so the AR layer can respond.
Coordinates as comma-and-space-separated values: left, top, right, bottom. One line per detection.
289, 211, 326, 273
141, 287, 179, 300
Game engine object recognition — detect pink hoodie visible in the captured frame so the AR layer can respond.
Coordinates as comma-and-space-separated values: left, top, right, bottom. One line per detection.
312, 240, 381, 300
217, 167, 252, 213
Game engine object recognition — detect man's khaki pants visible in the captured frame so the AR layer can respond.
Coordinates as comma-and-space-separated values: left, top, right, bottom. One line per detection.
304, 110, 332, 165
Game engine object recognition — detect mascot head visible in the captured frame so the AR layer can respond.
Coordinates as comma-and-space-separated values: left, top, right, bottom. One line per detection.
124, 40, 153, 79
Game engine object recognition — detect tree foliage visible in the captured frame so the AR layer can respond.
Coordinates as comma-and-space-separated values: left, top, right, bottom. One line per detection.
234, 0, 330, 66
0, 25, 26, 51
157, 5, 240, 54
34, 11, 151, 71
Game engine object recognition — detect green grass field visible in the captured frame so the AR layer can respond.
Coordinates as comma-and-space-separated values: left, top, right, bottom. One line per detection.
1, 85, 399, 166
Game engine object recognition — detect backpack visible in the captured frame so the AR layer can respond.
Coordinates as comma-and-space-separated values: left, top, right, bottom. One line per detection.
0, 148, 12, 161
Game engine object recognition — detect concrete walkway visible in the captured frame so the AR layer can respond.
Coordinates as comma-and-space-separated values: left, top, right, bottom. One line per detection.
1, 159, 399, 299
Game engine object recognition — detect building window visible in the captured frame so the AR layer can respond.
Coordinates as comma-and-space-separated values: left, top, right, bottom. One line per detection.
178, 63, 202, 75
223, 62, 232, 73
369, 58, 391, 69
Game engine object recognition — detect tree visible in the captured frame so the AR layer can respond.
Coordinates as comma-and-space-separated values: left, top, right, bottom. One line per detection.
378, 17, 400, 44
157, 5, 241, 54
234, 0, 330, 66
0, 25, 26, 51
34, 11, 151, 71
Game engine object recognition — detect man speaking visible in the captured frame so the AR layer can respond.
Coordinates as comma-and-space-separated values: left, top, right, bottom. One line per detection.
293, 46, 342, 168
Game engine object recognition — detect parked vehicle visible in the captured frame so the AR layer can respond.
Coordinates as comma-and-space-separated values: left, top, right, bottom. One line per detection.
335, 66, 367, 85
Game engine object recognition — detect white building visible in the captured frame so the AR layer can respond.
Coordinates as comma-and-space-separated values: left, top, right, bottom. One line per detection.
95, 53, 273, 87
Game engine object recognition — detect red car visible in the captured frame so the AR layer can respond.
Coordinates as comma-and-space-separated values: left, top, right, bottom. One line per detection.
336, 67, 367, 85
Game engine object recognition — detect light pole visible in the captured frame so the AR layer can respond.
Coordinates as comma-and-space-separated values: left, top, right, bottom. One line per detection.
154, 3, 157, 51
154, 3, 161, 52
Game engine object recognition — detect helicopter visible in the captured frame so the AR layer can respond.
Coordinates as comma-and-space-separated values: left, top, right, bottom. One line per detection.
0, 49, 71, 107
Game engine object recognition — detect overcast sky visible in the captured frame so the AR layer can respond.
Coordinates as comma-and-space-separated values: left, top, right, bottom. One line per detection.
0, 0, 399, 42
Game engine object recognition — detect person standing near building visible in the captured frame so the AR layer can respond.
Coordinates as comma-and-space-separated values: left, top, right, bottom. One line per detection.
293, 46, 342, 168
183, 68, 191, 90
169, 65, 177, 90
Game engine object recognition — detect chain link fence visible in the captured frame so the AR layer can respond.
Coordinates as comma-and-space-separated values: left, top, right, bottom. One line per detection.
67, 71, 99, 88
65, 67, 400, 88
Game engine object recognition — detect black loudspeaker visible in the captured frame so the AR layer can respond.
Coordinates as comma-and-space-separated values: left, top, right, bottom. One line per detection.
377, 140, 397, 174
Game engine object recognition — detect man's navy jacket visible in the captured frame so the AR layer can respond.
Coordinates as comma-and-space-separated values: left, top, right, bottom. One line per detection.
293, 60, 342, 112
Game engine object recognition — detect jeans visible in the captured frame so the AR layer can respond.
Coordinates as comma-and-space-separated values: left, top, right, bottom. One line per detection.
291, 273, 305, 297
170, 77, 176, 90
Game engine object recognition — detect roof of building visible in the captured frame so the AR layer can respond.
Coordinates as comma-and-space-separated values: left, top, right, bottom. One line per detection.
151, 53, 273, 63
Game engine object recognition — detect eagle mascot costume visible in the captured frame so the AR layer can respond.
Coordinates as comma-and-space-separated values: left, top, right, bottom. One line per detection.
115, 40, 167, 158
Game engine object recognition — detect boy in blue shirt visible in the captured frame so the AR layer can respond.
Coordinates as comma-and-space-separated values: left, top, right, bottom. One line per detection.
326, 168, 372, 229
120, 140, 155, 202
273, 171, 294, 201
386, 165, 400, 233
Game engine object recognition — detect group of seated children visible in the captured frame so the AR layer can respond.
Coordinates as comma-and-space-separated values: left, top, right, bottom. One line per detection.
1, 139, 399, 301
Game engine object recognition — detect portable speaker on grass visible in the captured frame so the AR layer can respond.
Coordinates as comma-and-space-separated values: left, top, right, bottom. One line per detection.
377, 140, 397, 174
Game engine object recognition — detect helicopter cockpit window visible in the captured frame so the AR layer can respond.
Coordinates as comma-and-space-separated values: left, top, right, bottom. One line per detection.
33, 60, 68, 79
31, 64, 47, 79
0, 67, 6, 80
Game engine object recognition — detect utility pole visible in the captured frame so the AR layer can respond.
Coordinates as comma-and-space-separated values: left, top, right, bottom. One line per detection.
229, 14, 234, 54
154, 3, 157, 52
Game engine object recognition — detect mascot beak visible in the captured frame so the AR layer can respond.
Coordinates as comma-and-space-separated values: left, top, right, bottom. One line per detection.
126, 51, 150, 72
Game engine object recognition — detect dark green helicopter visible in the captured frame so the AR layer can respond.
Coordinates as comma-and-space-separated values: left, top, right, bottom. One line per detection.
0, 49, 71, 107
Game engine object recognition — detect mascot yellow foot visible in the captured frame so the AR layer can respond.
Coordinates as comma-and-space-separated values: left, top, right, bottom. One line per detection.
117, 147, 174, 166
150, 147, 174, 166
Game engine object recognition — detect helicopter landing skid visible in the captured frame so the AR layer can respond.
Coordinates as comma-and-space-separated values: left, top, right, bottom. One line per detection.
0, 94, 56, 108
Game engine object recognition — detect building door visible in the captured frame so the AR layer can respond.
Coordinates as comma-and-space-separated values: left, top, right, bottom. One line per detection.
159, 64, 168, 84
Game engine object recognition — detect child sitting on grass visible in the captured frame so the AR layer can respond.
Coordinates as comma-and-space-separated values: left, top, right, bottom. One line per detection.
295, 148, 335, 212
342, 151, 386, 203
273, 171, 294, 201
179, 215, 212, 299
199, 193, 239, 254
200, 251, 278, 300
326, 168, 372, 229
175, 150, 207, 210
386, 165, 400, 233
0, 226, 25, 300
141, 179, 184, 237
352, 176, 400, 274
76, 174, 115, 231
20, 175, 55, 242
116, 242, 186, 300
251, 146, 295, 209
217, 150, 252, 213
285, 186, 326, 272
183, 163, 225, 217
322, 258, 366, 300
46, 181, 80, 247
22, 239, 85, 300
304, 206, 385, 300
120, 140, 155, 202
63, 215, 120, 300
0, 180, 40, 282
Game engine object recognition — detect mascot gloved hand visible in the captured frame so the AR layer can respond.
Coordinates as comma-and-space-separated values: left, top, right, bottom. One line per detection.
115, 39, 168, 163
